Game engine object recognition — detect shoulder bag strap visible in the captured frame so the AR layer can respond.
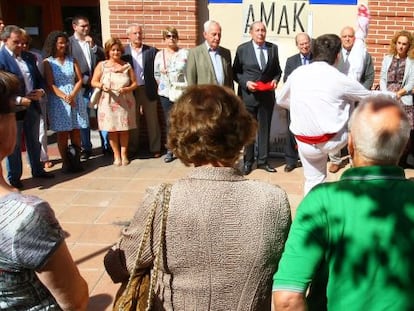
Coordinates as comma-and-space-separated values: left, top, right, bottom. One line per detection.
121, 183, 170, 308
145, 183, 172, 310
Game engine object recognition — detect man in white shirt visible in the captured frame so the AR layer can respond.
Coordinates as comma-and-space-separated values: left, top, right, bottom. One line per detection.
122, 24, 161, 158
277, 33, 382, 195
68, 15, 105, 160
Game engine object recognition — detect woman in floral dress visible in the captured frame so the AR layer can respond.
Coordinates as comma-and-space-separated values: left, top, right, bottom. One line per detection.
91, 38, 137, 166
43, 30, 87, 173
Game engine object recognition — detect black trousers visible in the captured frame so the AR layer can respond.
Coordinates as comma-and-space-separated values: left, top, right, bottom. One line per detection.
284, 111, 299, 166
244, 101, 274, 166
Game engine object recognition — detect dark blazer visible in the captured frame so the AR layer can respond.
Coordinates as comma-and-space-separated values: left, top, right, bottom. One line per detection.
68, 35, 105, 87
186, 43, 233, 89
122, 44, 159, 101
283, 53, 313, 82
336, 50, 374, 90
233, 40, 282, 107
0, 47, 44, 118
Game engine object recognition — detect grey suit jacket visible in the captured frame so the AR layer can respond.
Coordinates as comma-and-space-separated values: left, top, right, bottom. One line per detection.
68, 35, 105, 88
186, 43, 233, 89
336, 50, 374, 90
233, 40, 282, 107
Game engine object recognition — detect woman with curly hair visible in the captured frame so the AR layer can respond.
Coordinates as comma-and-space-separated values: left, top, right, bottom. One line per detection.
380, 30, 414, 167
43, 30, 87, 173
106, 85, 291, 310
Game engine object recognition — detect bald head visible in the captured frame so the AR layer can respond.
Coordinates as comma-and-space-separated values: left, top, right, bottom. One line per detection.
348, 95, 410, 166
340, 26, 355, 51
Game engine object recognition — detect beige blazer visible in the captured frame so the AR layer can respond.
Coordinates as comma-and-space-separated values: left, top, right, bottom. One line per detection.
186, 42, 233, 89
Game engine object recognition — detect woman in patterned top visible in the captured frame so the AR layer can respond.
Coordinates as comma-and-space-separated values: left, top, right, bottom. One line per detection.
380, 30, 414, 167
154, 27, 189, 163
0, 71, 88, 309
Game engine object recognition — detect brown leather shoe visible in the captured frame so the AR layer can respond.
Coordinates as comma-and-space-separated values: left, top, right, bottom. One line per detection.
328, 163, 341, 173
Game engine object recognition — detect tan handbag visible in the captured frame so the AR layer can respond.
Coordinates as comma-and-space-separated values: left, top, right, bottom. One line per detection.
113, 183, 172, 311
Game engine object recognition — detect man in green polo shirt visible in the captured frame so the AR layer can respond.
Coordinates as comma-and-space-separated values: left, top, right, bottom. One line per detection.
273, 95, 414, 310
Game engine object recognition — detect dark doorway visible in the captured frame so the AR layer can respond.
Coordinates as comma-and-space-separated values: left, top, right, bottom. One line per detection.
62, 6, 102, 45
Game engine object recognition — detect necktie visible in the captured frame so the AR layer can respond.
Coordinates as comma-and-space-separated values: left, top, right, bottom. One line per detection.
259, 47, 266, 71
302, 56, 307, 65
343, 51, 350, 74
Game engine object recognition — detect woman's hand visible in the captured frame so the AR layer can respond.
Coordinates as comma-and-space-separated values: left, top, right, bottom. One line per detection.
63, 93, 73, 104
102, 84, 110, 92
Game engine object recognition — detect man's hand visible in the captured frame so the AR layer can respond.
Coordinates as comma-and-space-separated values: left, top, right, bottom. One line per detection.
26, 89, 45, 101
247, 81, 258, 92
85, 35, 95, 48
20, 97, 32, 107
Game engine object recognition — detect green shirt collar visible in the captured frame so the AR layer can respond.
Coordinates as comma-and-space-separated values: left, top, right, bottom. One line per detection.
340, 165, 406, 182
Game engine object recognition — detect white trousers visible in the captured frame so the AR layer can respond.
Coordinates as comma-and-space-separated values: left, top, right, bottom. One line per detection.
297, 127, 348, 195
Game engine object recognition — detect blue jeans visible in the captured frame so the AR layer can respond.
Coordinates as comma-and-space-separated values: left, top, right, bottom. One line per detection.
7, 108, 44, 183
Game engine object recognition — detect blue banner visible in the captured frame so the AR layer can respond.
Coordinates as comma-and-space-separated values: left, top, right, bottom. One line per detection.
209, 0, 243, 3
309, 0, 357, 4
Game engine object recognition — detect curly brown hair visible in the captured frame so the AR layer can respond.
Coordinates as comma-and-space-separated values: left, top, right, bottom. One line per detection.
167, 85, 257, 167
388, 30, 414, 58
42, 31, 69, 58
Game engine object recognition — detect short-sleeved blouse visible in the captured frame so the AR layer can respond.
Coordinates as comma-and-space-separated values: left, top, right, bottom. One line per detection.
0, 193, 65, 310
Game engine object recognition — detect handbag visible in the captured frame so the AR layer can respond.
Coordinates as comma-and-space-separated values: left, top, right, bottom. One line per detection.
168, 74, 187, 102
89, 87, 102, 109
162, 49, 187, 102
112, 183, 172, 311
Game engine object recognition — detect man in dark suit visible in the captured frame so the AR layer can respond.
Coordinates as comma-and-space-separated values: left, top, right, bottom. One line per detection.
0, 25, 54, 189
186, 20, 233, 89
328, 25, 375, 173
282, 32, 312, 173
233, 21, 282, 175
122, 24, 161, 158
68, 15, 105, 159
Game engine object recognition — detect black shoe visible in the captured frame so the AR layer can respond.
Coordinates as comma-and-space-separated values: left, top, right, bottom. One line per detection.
34, 172, 55, 179
257, 164, 277, 173
243, 163, 253, 175
164, 152, 175, 163
284, 164, 297, 172
80, 150, 92, 160
102, 148, 113, 156
10, 180, 23, 189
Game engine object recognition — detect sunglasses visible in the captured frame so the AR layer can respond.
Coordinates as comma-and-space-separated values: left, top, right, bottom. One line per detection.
165, 34, 178, 39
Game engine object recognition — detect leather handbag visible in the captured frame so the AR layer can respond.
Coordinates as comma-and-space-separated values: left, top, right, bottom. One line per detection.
168, 74, 187, 102
89, 87, 102, 109
112, 183, 172, 311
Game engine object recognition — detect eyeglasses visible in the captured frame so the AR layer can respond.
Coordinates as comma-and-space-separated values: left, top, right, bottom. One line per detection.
165, 34, 178, 39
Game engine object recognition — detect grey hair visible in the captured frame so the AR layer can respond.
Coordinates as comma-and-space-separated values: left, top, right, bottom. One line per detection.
295, 32, 311, 45
249, 21, 266, 32
203, 20, 220, 32
348, 95, 410, 164
2, 25, 22, 40
126, 24, 143, 34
